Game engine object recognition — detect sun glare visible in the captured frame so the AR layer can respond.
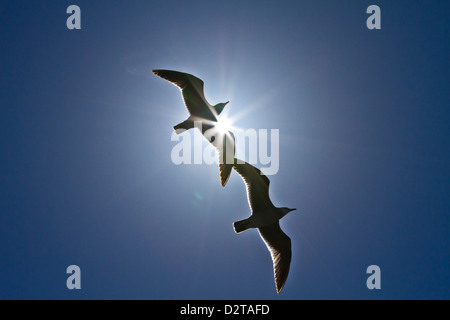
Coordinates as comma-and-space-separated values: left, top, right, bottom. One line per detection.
216, 113, 236, 134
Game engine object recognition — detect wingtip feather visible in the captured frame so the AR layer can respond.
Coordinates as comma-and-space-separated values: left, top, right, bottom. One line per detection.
219, 163, 233, 187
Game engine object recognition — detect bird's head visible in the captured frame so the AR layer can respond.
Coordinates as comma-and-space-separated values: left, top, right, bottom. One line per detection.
279, 207, 296, 218
214, 101, 229, 116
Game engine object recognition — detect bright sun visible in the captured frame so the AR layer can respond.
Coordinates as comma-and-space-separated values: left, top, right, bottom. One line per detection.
216, 113, 235, 134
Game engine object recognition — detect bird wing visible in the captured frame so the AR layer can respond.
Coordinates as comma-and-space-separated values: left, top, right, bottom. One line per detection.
258, 222, 292, 293
152, 70, 216, 120
232, 159, 274, 212
202, 127, 236, 187
216, 131, 235, 187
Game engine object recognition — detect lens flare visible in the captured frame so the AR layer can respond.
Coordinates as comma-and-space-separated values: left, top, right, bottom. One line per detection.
215, 113, 235, 134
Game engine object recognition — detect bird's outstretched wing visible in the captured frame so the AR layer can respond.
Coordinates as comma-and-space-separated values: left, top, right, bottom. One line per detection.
258, 222, 292, 293
152, 69, 216, 120
232, 159, 274, 212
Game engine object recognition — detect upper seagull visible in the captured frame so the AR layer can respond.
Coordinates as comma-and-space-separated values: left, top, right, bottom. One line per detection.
232, 158, 296, 293
153, 69, 235, 187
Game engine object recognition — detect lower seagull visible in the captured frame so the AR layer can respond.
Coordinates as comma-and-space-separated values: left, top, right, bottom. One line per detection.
232, 158, 296, 293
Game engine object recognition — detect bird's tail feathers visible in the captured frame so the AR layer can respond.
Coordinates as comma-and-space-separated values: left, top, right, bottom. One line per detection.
173, 120, 193, 134
233, 218, 251, 234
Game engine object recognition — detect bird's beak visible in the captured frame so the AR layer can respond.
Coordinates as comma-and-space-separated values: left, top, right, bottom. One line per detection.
225, 101, 230, 105
290, 208, 297, 212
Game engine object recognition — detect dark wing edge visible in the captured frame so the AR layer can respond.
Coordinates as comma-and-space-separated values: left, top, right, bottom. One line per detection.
258, 222, 292, 293
152, 70, 213, 117
232, 159, 272, 211
152, 69, 204, 91
232, 158, 270, 188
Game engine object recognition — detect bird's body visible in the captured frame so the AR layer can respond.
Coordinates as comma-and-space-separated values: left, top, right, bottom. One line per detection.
234, 208, 284, 231
232, 158, 296, 293
153, 69, 234, 186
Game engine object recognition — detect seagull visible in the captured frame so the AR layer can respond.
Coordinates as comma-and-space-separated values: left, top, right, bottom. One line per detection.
232, 158, 296, 293
153, 69, 235, 187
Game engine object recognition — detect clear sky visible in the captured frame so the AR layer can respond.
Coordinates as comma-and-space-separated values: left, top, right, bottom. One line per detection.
1, 1, 449, 299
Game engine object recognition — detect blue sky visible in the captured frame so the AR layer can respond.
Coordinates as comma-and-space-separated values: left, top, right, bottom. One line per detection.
1, 1, 449, 299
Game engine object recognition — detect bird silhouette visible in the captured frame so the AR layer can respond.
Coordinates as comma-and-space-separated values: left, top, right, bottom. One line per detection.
153, 69, 235, 187
232, 158, 296, 293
